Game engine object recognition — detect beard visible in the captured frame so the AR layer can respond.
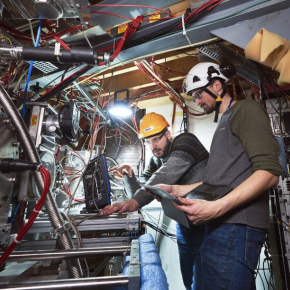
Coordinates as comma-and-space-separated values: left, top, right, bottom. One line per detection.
200, 101, 216, 114
152, 138, 172, 159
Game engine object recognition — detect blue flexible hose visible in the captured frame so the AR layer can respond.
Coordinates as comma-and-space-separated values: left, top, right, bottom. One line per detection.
22, 18, 43, 118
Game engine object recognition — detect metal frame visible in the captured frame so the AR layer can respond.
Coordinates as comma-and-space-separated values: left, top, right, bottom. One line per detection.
27, 0, 290, 91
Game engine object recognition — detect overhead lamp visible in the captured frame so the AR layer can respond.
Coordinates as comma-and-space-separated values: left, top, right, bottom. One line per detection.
108, 89, 133, 118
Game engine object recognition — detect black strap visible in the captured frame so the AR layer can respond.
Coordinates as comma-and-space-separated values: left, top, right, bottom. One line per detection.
202, 87, 227, 123
203, 87, 218, 99
214, 103, 221, 123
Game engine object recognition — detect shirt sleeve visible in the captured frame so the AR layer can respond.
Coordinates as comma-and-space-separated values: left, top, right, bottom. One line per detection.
142, 156, 161, 180
132, 133, 209, 207
122, 172, 142, 199
231, 99, 282, 176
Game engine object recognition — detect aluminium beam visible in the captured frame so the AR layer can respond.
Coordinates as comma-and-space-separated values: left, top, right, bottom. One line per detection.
74, 83, 107, 120
211, 7, 290, 49
19, 237, 132, 251
4, 246, 129, 262
27, 213, 141, 234
1, 276, 129, 290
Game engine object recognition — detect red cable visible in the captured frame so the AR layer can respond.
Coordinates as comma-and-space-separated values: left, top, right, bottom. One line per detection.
153, 61, 187, 77
43, 20, 71, 50
110, 15, 144, 60
98, 15, 144, 65
0, 165, 50, 269
63, 176, 85, 203
87, 115, 101, 151
177, 0, 224, 30
135, 60, 204, 116
131, 116, 139, 134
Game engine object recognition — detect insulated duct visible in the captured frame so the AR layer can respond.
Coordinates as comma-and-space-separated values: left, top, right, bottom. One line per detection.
0, 84, 83, 278
0, 45, 110, 65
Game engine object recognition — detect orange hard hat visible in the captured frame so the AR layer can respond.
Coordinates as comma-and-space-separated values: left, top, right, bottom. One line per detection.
139, 113, 169, 139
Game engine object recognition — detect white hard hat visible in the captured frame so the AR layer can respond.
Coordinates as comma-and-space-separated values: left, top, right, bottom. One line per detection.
184, 62, 229, 95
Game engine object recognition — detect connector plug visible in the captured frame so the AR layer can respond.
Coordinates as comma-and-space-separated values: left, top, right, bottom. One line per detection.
0, 159, 39, 173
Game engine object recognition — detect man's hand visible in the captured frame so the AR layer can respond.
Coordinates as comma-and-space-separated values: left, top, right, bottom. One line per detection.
146, 184, 181, 201
108, 164, 133, 178
145, 188, 161, 202
102, 199, 139, 214
174, 198, 223, 225
154, 184, 174, 195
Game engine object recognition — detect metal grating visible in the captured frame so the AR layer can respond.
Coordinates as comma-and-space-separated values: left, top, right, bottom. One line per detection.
1, 28, 58, 74
31, 61, 58, 74
198, 43, 260, 87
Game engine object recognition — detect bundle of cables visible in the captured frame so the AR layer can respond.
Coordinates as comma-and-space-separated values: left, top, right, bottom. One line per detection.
0, 165, 51, 269
120, 0, 225, 50
98, 15, 144, 65
255, 63, 290, 103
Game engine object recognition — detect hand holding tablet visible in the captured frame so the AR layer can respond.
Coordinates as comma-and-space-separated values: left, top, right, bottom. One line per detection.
143, 184, 185, 205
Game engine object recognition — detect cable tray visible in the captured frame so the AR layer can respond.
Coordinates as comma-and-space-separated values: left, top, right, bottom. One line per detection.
198, 42, 260, 87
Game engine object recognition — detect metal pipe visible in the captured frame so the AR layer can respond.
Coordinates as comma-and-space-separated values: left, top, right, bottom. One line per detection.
4, 247, 130, 262
0, 84, 83, 278
16, 20, 39, 32
2, 276, 129, 290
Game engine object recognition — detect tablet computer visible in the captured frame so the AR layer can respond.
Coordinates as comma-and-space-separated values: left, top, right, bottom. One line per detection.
187, 183, 233, 201
143, 184, 184, 205
143, 184, 189, 228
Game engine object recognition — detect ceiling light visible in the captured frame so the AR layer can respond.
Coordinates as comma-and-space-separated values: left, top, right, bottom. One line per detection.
108, 89, 133, 118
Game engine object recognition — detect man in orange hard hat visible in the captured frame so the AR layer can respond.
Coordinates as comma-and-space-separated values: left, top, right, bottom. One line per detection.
103, 112, 209, 290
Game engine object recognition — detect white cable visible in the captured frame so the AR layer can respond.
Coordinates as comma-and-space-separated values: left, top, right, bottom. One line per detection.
182, 14, 192, 45
13, 234, 21, 244
114, 116, 139, 135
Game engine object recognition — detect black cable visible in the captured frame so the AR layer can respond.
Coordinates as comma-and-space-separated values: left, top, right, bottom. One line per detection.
143, 220, 176, 238
8, 90, 23, 103
256, 257, 266, 290
58, 64, 75, 101
256, 63, 287, 109
262, 258, 271, 290
33, 65, 93, 103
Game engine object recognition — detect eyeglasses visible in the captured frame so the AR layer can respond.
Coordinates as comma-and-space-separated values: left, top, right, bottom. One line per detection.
144, 130, 167, 145
192, 89, 204, 102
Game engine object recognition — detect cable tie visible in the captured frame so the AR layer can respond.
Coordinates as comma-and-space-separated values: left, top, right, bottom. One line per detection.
13, 234, 21, 244
182, 14, 191, 45
54, 42, 61, 56
33, 209, 41, 213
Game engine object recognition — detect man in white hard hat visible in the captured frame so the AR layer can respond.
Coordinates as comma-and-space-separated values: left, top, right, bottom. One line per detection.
159, 62, 282, 290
